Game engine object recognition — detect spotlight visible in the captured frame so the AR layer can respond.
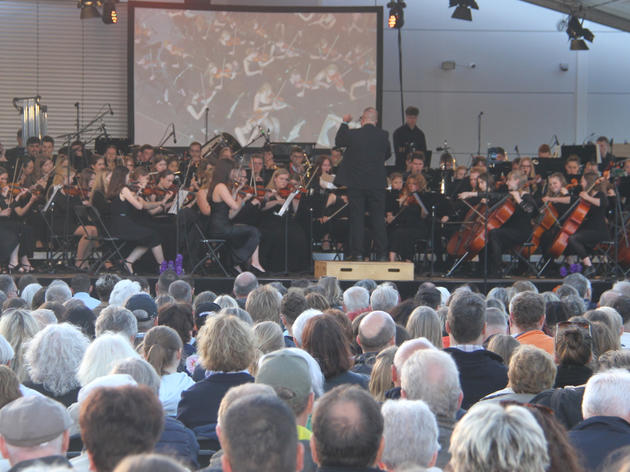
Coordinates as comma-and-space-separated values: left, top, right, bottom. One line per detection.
564, 14, 595, 50
450, 0, 478, 22
102, 0, 118, 24
387, 0, 406, 29
77, 0, 101, 20
452, 5, 472, 21
570, 39, 589, 50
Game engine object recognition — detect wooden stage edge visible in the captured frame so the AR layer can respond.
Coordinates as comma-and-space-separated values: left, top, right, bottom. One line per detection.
26, 268, 619, 301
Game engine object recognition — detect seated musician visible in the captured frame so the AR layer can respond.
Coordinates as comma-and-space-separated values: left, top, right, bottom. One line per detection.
403, 151, 426, 181
537, 173, 571, 256
388, 174, 429, 262
538, 144, 553, 158
461, 170, 536, 276
151, 155, 168, 175
566, 171, 609, 277
90, 155, 106, 174
519, 157, 542, 201
104, 144, 119, 171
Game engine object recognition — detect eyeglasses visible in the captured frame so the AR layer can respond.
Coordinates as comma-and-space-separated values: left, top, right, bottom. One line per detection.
555, 320, 592, 337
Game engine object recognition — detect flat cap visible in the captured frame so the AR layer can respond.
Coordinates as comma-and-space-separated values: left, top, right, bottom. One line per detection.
0, 396, 71, 447
256, 350, 312, 411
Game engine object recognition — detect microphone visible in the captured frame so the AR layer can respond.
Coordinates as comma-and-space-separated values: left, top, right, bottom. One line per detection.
478, 111, 484, 117
172, 123, 177, 144
258, 126, 271, 143
107, 104, 114, 115
553, 135, 560, 146
74, 102, 79, 108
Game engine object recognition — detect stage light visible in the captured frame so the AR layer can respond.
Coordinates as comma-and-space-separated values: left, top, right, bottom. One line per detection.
102, 1, 118, 24
450, 1, 478, 22
78, 0, 101, 20
452, 5, 473, 21
387, 0, 406, 29
564, 14, 594, 50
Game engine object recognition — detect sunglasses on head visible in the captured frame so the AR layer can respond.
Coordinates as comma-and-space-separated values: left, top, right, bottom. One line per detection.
555, 320, 592, 337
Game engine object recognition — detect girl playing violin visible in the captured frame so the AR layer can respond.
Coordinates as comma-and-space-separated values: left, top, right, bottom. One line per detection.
0, 167, 22, 272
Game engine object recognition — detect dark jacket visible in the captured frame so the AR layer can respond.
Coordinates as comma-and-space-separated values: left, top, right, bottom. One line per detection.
22, 382, 80, 407
444, 347, 508, 409
324, 370, 369, 393
316, 466, 382, 472
156, 416, 200, 468
334, 123, 391, 190
554, 364, 592, 388
352, 352, 378, 376
176, 371, 254, 436
8, 455, 72, 472
530, 386, 585, 430
569, 416, 630, 471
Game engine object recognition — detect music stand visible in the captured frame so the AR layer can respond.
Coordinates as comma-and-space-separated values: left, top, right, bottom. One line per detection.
534, 159, 565, 179
561, 144, 597, 165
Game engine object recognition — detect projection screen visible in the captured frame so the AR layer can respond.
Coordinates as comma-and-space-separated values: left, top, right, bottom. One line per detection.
130, 5, 382, 148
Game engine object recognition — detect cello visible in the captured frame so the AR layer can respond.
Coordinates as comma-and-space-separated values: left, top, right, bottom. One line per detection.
446, 201, 487, 258
521, 202, 558, 258
548, 176, 604, 258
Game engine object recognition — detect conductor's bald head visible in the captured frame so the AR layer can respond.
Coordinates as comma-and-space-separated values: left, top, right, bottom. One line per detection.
361, 107, 378, 125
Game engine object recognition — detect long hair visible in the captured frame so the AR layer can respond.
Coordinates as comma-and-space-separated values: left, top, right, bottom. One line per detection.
107, 165, 130, 199
142, 325, 182, 376
545, 172, 568, 197
208, 158, 234, 195
266, 168, 289, 190
0, 309, 40, 382
76, 332, 140, 386
302, 314, 353, 379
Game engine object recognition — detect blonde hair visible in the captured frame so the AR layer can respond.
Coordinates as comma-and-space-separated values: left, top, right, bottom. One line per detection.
251, 321, 285, 376
198, 314, 255, 372
406, 307, 443, 349
508, 345, 556, 394
369, 345, 397, 401
0, 309, 40, 382
266, 168, 289, 190
142, 326, 182, 376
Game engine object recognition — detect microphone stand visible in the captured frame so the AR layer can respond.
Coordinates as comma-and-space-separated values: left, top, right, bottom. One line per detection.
477, 112, 483, 155
430, 204, 435, 277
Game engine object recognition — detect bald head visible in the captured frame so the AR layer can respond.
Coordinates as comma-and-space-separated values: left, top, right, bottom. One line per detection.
361, 107, 378, 125
358, 311, 395, 353
233, 271, 258, 298
392, 338, 437, 386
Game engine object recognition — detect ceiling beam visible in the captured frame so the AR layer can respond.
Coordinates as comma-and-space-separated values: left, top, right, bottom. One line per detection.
520, 0, 630, 33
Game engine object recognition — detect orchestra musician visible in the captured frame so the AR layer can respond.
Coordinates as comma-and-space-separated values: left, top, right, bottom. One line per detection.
393, 106, 427, 173
103, 144, 119, 171
0, 167, 24, 272
536, 172, 571, 257
106, 165, 167, 274
388, 174, 429, 262
564, 155, 582, 186
566, 171, 609, 277
260, 168, 309, 272
199, 159, 265, 275
288, 146, 306, 176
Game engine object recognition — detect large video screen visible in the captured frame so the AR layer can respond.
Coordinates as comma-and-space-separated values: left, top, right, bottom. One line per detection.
131, 6, 381, 147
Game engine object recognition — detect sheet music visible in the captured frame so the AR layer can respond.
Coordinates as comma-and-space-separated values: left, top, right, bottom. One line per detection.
43, 185, 61, 213
168, 190, 190, 215
413, 192, 429, 216
275, 190, 299, 217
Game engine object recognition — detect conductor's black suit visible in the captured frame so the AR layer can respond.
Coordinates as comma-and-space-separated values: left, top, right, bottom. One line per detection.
334, 122, 391, 259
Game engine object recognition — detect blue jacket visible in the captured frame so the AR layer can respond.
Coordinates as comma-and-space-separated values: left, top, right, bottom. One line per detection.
156, 416, 200, 468
569, 416, 630, 471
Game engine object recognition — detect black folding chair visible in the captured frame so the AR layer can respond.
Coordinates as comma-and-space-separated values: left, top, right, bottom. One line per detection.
191, 222, 229, 276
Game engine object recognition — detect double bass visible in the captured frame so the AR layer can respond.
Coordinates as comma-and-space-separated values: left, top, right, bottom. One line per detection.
548, 177, 603, 258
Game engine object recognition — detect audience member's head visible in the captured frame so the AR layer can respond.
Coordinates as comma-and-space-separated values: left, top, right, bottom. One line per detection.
582, 369, 630, 421
125, 293, 158, 333
65, 305, 96, 338
95, 305, 138, 340
167, 280, 193, 305
447, 290, 486, 344
79, 386, 164, 472
70, 274, 92, 294
357, 310, 396, 354
233, 272, 258, 299
156, 270, 178, 296
563, 273, 591, 300
381, 399, 439, 471
555, 326, 593, 366
45, 282, 72, 303
0, 366, 20, 409
292, 309, 322, 347
369, 345, 397, 401
95, 274, 121, 302
406, 306, 443, 348
343, 286, 370, 313
508, 345, 556, 394
198, 314, 255, 373
449, 402, 549, 472
370, 285, 399, 313
76, 332, 140, 386
108, 280, 141, 307
280, 291, 307, 334
141, 325, 182, 376
20, 283, 42, 308
303, 314, 353, 380
487, 334, 520, 366
317, 276, 342, 307
0, 309, 39, 381
311, 385, 384, 469
113, 453, 188, 472
245, 285, 282, 324
30, 308, 57, 329
414, 286, 442, 310
157, 302, 194, 345
510, 291, 546, 332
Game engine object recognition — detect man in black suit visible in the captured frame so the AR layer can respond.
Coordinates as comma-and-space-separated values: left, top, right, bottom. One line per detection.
335, 107, 391, 261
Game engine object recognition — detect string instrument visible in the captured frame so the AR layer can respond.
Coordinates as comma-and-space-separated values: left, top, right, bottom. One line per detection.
276, 184, 307, 200
521, 202, 558, 258
548, 177, 604, 258
446, 202, 487, 257
616, 222, 630, 268
62, 184, 89, 199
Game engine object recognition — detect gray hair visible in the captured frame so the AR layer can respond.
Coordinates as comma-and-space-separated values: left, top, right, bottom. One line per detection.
0, 334, 15, 364
486, 307, 508, 329
233, 271, 259, 297
21, 283, 43, 308
76, 332, 140, 386
595, 307, 623, 337
382, 399, 438, 470
25, 323, 89, 396
613, 281, 630, 298
45, 282, 72, 303
582, 369, 630, 419
401, 349, 462, 418
108, 280, 141, 307
111, 357, 161, 396
218, 307, 254, 325
292, 309, 322, 347
562, 294, 586, 318
0, 309, 40, 381
95, 305, 138, 339
253, 321, 285, 354
214, 294, 239, 309
563, 273, 591, 299
370, 285, 399, 313
449, 402, 549, 472
30, 309, 58, 329
541, 291, 561, 305
343, 286, 369, 313
487, 287, 509, 310
168, 280, 193, 304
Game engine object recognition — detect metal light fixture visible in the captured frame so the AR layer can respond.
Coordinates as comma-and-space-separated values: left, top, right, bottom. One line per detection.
450, 0, 479, 22
102, 0, 118, 24
564, 14, 594, 50
387, 0, 406, 29
78, 0, 102, 19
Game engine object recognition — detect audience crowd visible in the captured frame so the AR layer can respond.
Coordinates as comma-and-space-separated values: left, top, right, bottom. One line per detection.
2, 270, 630, 471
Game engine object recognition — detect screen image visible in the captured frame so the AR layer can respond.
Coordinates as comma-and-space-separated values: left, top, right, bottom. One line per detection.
132, 6, 380, 147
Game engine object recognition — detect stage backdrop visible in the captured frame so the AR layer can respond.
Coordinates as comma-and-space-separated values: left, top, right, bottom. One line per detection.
130, 4, 382, 148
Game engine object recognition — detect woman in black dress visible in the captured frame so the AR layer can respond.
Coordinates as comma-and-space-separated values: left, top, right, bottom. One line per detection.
106, 165, 167, 273
198, 159, 265, 274
0, 167, 20, 271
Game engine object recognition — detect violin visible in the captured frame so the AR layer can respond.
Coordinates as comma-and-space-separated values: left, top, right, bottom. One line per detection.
276, 184, 307, 200
63, 185, 89, 199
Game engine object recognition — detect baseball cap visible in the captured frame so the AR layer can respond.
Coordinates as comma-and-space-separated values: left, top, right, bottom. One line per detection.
255, 350, 312, 412
126, 293, 157, 321
0, 396, 72, 447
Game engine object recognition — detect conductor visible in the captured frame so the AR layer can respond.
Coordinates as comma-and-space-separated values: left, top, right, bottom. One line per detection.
334, 107, 391, 261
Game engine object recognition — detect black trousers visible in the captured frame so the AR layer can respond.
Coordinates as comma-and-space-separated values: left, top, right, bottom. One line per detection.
348, 188, 387, 258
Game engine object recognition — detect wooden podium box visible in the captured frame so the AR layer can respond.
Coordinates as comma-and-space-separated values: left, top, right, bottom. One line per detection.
314, 260, 414, 281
